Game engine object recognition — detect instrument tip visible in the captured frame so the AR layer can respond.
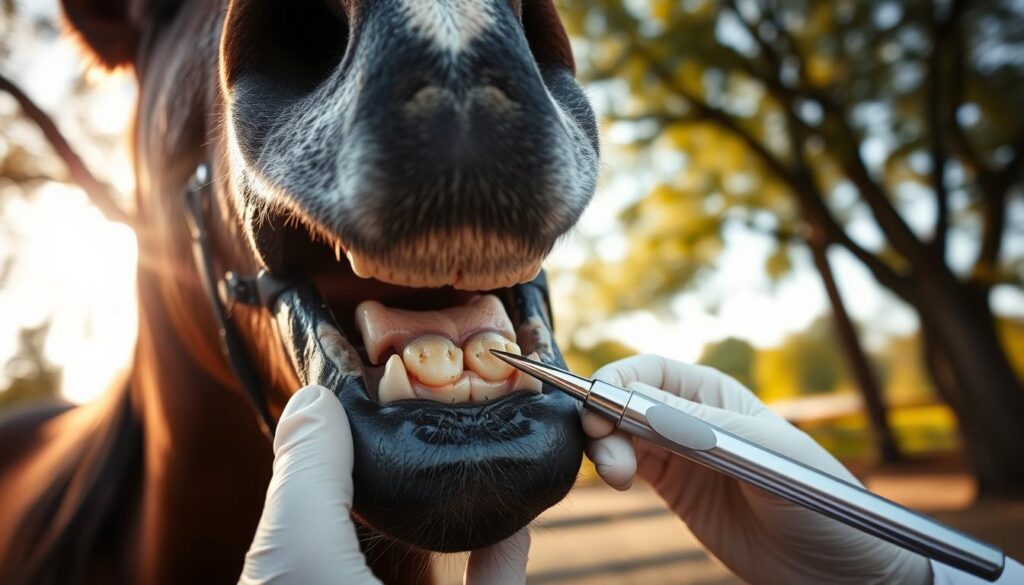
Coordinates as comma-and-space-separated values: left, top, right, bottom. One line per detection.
489, 350, 591, 401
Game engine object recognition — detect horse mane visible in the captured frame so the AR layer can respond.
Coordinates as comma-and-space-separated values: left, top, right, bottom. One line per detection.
0, 382, 142, 585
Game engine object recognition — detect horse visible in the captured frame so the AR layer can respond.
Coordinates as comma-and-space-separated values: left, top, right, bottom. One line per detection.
0, 0, 600, 584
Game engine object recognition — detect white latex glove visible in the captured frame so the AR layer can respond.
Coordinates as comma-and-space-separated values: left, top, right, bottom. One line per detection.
239, 385, 530, 585
583, 355, 932, 585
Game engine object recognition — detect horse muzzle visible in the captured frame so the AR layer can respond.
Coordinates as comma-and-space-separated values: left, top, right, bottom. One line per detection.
269, 275, 584, 552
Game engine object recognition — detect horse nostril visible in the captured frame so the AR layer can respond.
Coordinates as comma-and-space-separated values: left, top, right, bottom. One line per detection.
473, 86, 518, 114
405, 85, 519, 118
221, 0, 349, 93
407, 86, 449, 114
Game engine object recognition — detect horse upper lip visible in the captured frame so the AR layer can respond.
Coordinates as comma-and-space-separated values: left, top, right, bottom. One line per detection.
343, 238, 546, 291
253, 205, 548, 292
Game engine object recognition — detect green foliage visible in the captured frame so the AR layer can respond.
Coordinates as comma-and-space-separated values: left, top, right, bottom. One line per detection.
556, 0, 1024, 326
753, 317, 843, 401
698, 337, 756, 390
564, 339, 637, 377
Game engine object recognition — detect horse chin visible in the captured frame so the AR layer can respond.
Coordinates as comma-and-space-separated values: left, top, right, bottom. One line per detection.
263, 220, 584, 553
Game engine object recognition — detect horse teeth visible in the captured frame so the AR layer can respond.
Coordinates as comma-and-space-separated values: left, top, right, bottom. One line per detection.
357, 296, 535, 404
402, 334, 464, 387
347, 249, 373, 279
378, 354, 416, 404
464, 331, 519, 381
512, 353, 543, 394
449, 377, 471, 403
469, 376, 512, 402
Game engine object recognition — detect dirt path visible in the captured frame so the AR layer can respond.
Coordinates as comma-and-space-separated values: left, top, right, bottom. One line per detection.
434, 469, 1024, 584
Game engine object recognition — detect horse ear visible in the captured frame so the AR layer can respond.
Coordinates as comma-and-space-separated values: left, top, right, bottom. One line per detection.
61, 0, 139, 69
523, 0, 576, 73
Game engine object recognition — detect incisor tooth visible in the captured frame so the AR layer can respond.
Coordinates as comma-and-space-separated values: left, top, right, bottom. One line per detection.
402, 334, 463, 386
347, 250, 373, 279
469, 376, 512, 402
464, 331, 520, 381
378, 354, 416, 403
450, 377, 471, 403
512, 353, 544, 393
512, 372, 543, 393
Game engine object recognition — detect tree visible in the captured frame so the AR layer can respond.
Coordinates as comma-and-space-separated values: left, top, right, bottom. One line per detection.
808, 235, 901, 461
564, 339, 637, 377
699, 337, 757, 390
755, 317, 844, 400
559, 0, 1024, 495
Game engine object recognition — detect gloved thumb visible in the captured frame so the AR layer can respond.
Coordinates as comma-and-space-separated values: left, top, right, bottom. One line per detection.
464, 528, 531, 585
240, 385, 381, 585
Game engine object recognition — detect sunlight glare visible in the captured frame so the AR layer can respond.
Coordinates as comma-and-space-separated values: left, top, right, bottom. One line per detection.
0, 184, 138, 404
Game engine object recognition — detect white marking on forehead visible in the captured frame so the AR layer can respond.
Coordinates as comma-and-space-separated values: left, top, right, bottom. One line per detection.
398, 0, 496, 53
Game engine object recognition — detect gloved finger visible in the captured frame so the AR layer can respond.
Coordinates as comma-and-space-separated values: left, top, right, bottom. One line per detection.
584, 430, 637, 490
241, 386, 381, 585
629, 381, 765, 437
464, 528, 531, 585
272, 385, 355, 502
664, 364, 778, 419
629, 382, 856, 483
594, 356, 774, 419
580, 408, 616, 438
593, 354, 675, 391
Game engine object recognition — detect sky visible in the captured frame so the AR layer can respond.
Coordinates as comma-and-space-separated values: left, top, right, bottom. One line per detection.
1, 1, 1022, 404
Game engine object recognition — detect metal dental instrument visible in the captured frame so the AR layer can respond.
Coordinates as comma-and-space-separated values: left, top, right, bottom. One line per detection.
491, 351, 1006, 581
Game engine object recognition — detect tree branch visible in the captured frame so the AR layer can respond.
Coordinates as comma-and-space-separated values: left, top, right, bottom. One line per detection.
0, 73, 134, 227
974, 130, 1024, 281
925, 4, 960, 257
719, 2, 915, 299
610, 4, 916, 300
628, 41, 793, 182
724, 0, 784, 83
722, 0, 810, 122
763, 1, 811, 89
725, 1, 925, 264
946, 0, 987, 184
784, 101, 914, 301
652, 54, 914, 298
743, 221, 802, 244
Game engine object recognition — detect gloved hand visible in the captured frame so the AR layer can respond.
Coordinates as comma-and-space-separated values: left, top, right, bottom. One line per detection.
582, 355, 932, 585
239, 385, 530, 585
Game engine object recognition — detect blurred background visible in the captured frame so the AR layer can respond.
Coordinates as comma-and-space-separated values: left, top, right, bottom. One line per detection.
1, 0, 1022, 583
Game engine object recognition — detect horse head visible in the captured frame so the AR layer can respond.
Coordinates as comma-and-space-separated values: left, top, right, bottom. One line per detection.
62, 0, 599, 555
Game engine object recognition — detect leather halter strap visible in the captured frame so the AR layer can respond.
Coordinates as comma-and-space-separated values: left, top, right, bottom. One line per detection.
184, 164, 289, 440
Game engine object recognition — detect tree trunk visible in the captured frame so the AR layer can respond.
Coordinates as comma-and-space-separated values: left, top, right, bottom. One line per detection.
809, 241, 903, 463
914, 268, 1024, 498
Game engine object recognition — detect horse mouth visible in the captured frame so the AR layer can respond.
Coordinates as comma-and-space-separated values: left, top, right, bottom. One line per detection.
273, 216, 558, 404
262, 215, 585, 552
